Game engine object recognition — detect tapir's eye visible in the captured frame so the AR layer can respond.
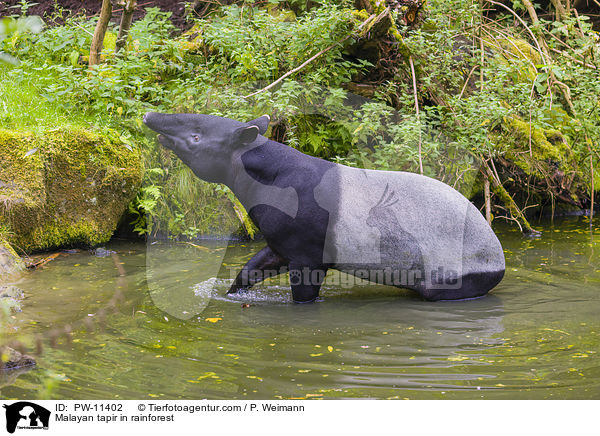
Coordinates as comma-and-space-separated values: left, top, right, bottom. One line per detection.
192, 135, 200, 142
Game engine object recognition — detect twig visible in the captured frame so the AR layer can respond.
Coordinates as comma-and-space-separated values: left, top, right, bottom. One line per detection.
458, 65, 478, 99
587, 136, 595, 224
528, 105, 533, 157
484, 170, 492, 224
591, 151, 595, 223
485, 0, 548, 65
480, 25, 529, 61
552, 80, 576, 114
483, 161, 537, 234
494, 213, 524, 232
71, 21, 94, 37
550, 47, 597, 69
479, 24, 540, 81
409, 55, 424, 175
572, 7, 586, 39
472, 31, 519, 60
479, 1, 485, 91
489, 155, 502, 185
543, 26, 576, 51
243, 13, 378, 99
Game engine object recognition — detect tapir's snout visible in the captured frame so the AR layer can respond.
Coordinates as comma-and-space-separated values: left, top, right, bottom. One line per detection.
143, 112, 197, 136
143, 112, 164, 132
143, 112, 179, 150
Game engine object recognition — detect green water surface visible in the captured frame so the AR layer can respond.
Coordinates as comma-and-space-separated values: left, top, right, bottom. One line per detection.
1, 216, 599, 399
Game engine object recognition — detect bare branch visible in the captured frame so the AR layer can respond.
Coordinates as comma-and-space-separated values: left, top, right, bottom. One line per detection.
243, 12, 381, 99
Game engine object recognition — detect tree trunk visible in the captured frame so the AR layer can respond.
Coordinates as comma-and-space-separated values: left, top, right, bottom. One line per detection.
89, 0, 113, 66
550, 0, 568, 20
116, 0, 137, 54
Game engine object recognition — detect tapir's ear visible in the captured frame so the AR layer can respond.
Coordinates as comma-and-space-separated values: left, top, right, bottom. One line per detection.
235, 125, 260, 145
246, 114, 270, 135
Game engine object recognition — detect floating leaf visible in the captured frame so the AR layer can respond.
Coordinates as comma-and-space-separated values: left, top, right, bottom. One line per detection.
448, 356, 469, 362
205, 317, 222, 323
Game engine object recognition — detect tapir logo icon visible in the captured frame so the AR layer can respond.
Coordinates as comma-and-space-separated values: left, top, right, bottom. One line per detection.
3, 402, 50, 433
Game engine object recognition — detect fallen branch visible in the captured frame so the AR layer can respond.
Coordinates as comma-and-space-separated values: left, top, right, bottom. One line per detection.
550, 47, 597, 69
482, 161, 539, 234
243, 12, 380, 99
25, 253, 60, 270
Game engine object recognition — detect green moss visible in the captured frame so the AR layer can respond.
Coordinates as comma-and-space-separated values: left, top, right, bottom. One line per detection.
179, 23, 204, 53
489, 175, 536, 234
352, 9, 370, 22
24, 221, 113, 250
266, 5, 297, 22
501, 117, 576, 180
493, 37, 540, 81
0, 127, 142, 253
354, 1, 405, 43
505, 38, 541, 64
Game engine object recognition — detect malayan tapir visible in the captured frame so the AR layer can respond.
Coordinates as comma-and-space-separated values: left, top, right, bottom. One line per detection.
143, 112, 505, 303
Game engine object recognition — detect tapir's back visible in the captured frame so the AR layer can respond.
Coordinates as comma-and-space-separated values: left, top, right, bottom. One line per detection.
313, 165, 505, 299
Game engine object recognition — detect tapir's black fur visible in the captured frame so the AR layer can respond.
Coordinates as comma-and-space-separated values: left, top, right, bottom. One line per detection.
143, 112, 505, 303
227, 138, 338, 302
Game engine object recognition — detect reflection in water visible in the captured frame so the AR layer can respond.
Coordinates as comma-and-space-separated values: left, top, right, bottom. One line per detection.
145, 240, 229, 320
0, 216, 598, 399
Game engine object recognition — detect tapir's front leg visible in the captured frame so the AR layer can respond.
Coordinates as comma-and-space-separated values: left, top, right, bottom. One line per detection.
227, 246, 288, 294
288, 263, 328, 303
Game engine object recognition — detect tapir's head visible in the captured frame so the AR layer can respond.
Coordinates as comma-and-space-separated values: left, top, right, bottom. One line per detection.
143, 112, 270, 184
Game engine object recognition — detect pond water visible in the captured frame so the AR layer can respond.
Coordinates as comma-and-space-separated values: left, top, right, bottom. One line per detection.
1, 216, 599, 400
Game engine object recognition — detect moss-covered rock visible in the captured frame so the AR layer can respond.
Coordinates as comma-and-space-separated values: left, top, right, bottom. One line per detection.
0, 128, 142, 253
502, 117, 576, 178
0, 238, 24, 282
489, 115, 586, 214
